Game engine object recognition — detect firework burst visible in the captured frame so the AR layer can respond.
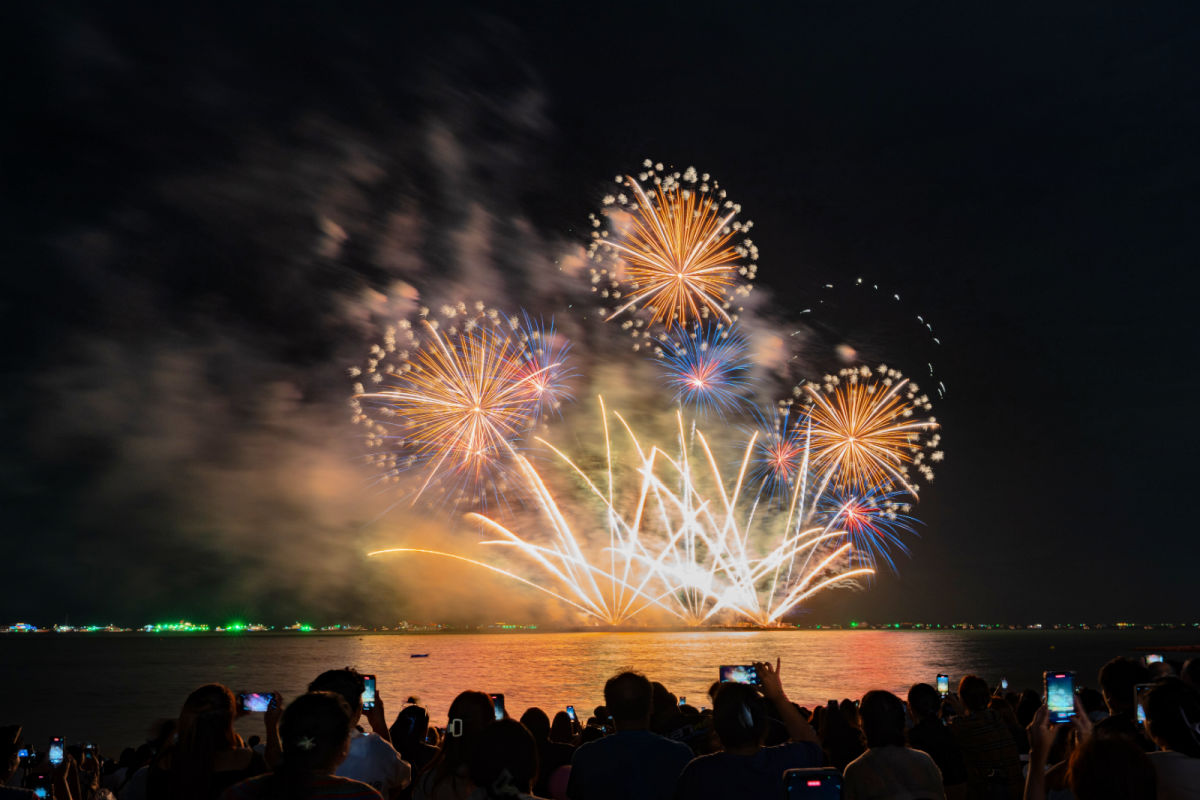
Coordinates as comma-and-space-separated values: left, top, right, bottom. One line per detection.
802, 365, 941, 495
587, 161, 757, 342
653, 323, 751, 415
371, 401, 876, 626
821, 489, 918, 573
349, 303, 572, 506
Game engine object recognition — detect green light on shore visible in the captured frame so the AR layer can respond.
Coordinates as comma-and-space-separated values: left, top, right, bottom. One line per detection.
850, 620, 859, 628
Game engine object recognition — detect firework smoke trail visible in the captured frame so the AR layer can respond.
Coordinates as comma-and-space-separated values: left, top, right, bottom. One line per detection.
652, 323, 752, 415
349, 303, 572, 507
588, 162, 758, 344
369, 400, 879, 626
804, 365, 941, 495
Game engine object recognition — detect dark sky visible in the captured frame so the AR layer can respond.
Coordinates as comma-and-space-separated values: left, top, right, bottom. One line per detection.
3, 1, 1198, 626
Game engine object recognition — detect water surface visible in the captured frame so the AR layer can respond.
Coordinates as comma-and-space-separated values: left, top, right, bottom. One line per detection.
2, 629, 1193, 752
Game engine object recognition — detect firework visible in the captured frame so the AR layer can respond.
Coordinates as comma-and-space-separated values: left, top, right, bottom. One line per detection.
349, 303, 571, 506
820, 489, 918, 573
803, 366, 940, 495
512, 312, 575, 418
750, 404, 811, 499
588, 161, 757, 339
371, 401, 877, 626
653, 323, 751, 414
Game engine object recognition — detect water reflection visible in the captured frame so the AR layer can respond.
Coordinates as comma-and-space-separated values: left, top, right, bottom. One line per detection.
2, 629, 1190, 751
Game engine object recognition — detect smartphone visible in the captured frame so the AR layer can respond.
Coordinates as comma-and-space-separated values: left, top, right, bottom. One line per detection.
1146, 654, 1163, 664
1044, 671, 1076, 724
719, 664, 759, 685
784, 767, 843, 798
17, 748, 29, 759
238, 692, 277, 713
48, 737, 64, 766
361, 674, 377, 711
936, 674, 949, 697
678, 696, 686, 706
1134, 683, 1154, 727
30, 771, 52, 799
566, 705, 578, 723
489, 693, 505, 721
1000, 677, 1009, 691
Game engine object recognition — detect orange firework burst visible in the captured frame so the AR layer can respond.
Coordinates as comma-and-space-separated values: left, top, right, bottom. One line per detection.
804, 366, 941, 495
350, 304, 570, 505
588, 161, 757, 337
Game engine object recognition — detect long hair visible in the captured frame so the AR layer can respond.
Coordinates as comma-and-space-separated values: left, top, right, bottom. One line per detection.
419, 691, 494, 794
164, 684, 240, 800
468, 719, 539, 800
268, 691, 354, 800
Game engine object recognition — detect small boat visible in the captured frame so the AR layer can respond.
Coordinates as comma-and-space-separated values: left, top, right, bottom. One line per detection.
410, 653, 429, 658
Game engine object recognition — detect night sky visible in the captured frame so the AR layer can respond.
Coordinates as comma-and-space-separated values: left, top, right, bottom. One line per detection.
3, 1, 1198, 626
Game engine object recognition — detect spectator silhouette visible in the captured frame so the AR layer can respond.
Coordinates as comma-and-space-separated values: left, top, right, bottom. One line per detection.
308, 669, 411, 798
843, 690, 945, 800
222, 691, 381, 800
907, 683, 967, 799
518, 708, 572, 799
466, 719, 544, 800
390, 706, 438, 786
819, 699, 865, 772
566, 671, 692, 800
1142, 678, 1200, 799
948, 675, 1021, 799
1094, 657, 1152, 749
675, 660, 822, 800
413, 691, 493, 800
127, 684, 271, 800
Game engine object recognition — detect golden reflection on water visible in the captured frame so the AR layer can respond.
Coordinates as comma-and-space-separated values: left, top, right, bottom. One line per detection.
345, 631, 975, 722
6, 628, 1186, 751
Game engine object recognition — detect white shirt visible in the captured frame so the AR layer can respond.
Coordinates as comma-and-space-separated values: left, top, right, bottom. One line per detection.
1148, 751, 1200, 800
336, 731, 411, 798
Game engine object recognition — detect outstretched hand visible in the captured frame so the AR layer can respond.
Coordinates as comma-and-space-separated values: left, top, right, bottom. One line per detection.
756, 658, 785, 701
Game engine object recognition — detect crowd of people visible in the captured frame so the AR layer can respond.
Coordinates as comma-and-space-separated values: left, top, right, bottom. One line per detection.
3, 653, 1199, 800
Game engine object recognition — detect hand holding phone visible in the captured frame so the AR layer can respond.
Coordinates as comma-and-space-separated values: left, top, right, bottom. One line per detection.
936, 674, 949, 697
489, 693, 506, 721
1044, 671, 1076, 724
1134, 683, 1154, 727
719, 664, 759, 685
361, 674, 377, 711
238, 692, 278, 713
48, 736, 64, 767
566, 705, 578, 723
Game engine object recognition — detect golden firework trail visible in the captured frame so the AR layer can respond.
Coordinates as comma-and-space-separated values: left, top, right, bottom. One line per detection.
370, 399, 874, 625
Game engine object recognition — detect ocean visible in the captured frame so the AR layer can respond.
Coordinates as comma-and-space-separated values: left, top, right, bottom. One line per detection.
2, 628, 1194, 753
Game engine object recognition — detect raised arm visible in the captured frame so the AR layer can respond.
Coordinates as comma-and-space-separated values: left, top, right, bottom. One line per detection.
756, 659, 819, 744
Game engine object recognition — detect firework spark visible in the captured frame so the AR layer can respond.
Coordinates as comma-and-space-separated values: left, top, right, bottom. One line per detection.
371, 401, 877, 626
821, 489, 918, 573
588, 162, 757, 338
654, 323, 751, 414
349, 304, 571, 506
803, 366, 940, 495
